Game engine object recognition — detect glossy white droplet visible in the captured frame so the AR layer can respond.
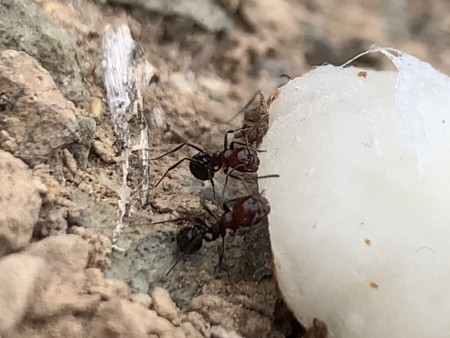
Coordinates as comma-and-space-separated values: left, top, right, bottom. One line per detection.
260, 48, 450, 338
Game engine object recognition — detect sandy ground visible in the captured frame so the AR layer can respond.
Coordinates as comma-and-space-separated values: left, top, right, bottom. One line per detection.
2, 0, 450, 337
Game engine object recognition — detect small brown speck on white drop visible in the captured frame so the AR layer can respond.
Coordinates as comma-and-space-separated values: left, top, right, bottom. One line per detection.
370, 281, 379, 289
358, 71, 368, 78
364, 238, 371, 246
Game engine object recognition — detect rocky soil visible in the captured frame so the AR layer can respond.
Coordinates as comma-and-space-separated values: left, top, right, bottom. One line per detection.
1, 0, 450, 337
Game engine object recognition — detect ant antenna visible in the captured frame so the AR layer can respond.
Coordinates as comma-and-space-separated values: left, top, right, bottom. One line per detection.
217, 236, 232, 284
221, 167, 280, 203
236, 174, 279, 195
256, 174, 280, 179
149, 142, 205, 161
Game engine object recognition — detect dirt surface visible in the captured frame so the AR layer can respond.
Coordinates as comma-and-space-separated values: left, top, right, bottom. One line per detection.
2, 0, 450, 337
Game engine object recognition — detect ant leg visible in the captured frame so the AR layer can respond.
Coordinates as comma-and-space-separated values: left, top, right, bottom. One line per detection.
242, 90, 263, 112
246, 113, 269, 135
152, 217, 190, 225
221, 166, 246, 205
230, 113, 269, 149
223, 128, 244, 150
215, 236, 231, 283
200, 201, 220, 221
162, 217, 210, 277
229, 141, 266, 153
164, 252, 187, 277
239, 176, 252, 195
164, 233, 203, 277
225, 90, 262, 124
209, 174, 216, 201
149, 143, 205, 161
152, 157, 203, 189
221, 168, 233, 204
191, 214, 220, 241
224, 107, 268, 150
239, 173, 280, 196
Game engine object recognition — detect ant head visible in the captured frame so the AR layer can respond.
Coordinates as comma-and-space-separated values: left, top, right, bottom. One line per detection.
243, 149, 260, 171
231, 148, 260, 174
176, 224, 207, 254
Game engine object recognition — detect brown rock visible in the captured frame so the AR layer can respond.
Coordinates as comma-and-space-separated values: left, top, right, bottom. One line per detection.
130, 292, 153, 309
188, 295, 236, 329
0, 150, 41, 257
89, 298, 186, 338
29, 278, 100, 320
24, 235, 99, 320
25, 234, 89, 274
9, 315, 88, 338
32, 164, 75, 238
88, 279, 131, 302
184, 312, 210, 338
35, 205, 68, 238
0, 0, 89, 103
69, 226, 112, 272
180, 322, 206, 338
0, 50, 81, 165
151, 287, 181, 326
0, 254, 45, 333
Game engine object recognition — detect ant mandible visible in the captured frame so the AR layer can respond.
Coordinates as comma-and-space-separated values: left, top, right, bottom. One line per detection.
154, 174, 278, 276
150, 127, 262, 199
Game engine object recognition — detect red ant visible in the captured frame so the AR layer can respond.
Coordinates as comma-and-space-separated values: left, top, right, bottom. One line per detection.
154, 174, 278, 276
150, 126, 264, 199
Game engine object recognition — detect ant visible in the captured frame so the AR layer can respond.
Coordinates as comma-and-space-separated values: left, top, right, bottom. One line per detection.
227, 89, 280, 147
154, 174, 278, 276
149, 125, 264, 199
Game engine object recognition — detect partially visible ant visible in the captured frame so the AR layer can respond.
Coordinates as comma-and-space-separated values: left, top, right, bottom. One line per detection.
228, 89, 280, 147
149, 125, 264, 199
154, 174, 279, 277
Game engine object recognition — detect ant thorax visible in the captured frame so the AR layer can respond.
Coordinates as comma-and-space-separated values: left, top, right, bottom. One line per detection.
235, 195, 270, 227
237, 148, 260, 170
218, 211, 235, 234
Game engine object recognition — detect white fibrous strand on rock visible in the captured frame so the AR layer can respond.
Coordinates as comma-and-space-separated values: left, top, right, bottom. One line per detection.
102, 24, 159, 246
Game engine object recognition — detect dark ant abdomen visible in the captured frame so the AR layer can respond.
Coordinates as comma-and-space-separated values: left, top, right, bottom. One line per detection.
189, 152, 220, 181
176, 225, 205, 253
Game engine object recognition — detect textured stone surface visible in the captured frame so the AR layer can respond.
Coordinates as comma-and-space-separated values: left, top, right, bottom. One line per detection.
0, 254, 45, 333
0, 150, 41, 257
0, 50, 84, 165
0, 0, 88, 103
